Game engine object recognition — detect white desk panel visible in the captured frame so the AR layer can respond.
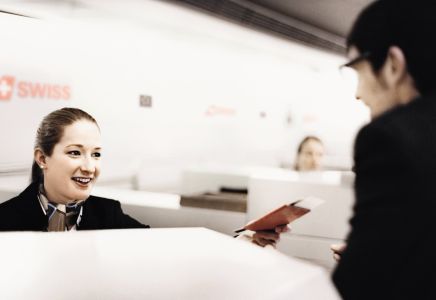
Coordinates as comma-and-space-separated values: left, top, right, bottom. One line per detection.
0, 228, 339, 300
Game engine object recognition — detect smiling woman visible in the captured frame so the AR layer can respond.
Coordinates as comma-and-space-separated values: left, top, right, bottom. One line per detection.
0, 108, 149, 231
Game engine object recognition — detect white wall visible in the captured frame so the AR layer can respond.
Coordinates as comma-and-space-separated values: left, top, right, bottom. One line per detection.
0, 0, 369, 192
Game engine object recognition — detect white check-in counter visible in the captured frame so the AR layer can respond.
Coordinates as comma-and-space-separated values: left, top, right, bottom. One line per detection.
0, 227, 339, 299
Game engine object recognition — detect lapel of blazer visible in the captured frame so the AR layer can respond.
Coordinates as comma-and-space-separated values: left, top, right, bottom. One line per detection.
16, 182, 48, 230
77, 196, 100, 230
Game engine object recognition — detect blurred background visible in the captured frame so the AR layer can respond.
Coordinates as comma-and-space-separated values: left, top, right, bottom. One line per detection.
0, 0, 374, 269
0, 0, 371, 192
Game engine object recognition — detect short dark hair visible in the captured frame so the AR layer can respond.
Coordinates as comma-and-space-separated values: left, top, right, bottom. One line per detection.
347, 0, 436, 95
31, 107, 99, 183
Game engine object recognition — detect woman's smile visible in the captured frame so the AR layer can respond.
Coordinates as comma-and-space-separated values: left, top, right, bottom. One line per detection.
72, 176, 93, 188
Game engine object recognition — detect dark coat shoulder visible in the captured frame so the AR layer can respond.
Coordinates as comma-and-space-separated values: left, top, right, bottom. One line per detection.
0, 183, 46, 231
0, 183, 149, 231
79, 195, 149, 230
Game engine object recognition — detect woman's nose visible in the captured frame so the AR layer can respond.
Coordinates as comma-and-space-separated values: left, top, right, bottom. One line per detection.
80, 157, 95, 173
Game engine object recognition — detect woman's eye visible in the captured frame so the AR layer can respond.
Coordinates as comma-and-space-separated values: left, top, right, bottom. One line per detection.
92, 152, 101, 158
68, 151, 81, 156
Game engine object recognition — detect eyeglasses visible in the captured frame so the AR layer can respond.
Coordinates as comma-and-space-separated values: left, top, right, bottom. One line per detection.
339, 51, 371, 69
338, 52, 370, 95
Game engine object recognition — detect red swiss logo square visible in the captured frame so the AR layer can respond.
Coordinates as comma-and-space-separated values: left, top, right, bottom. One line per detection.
0, 76, 15, 101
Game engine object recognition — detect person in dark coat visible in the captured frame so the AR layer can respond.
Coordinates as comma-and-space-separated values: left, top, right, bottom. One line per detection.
331, 1, 436, 299
0, 107, 148, 231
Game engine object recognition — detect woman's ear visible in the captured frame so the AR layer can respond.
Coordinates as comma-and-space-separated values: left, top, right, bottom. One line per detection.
34, 149, 47, 169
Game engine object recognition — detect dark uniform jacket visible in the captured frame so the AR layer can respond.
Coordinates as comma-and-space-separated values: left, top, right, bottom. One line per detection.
0, 182, 149, 231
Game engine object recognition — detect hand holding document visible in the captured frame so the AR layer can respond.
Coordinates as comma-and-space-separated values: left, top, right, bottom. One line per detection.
237, 197, 325, 232
235, 197, 324, 247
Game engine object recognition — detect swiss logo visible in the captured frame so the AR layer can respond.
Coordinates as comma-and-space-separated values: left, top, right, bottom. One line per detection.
0, 74, 71, 101
0, 76, 15, 101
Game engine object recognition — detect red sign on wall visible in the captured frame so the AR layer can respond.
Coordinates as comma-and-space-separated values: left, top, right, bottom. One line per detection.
0, 76, 15, 101
0, 74, 70, 101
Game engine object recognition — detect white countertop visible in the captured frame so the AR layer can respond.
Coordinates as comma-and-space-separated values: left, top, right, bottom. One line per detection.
0, 227, 339, 299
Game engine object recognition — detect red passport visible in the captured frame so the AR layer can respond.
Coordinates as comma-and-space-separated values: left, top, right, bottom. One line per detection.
237, 197, 324, 232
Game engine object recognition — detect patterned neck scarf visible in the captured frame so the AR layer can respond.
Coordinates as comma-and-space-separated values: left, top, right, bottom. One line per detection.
37, 185, 84, 231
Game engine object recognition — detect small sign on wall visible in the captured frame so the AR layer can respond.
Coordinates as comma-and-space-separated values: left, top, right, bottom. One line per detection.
139, 95, 152, 107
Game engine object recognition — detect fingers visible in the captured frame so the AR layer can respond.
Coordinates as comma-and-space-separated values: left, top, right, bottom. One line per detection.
330, 243, 347, 253
253, 231, 279, 247
333, 253, 341, 261
254, 231, 279, 241
275, 225, 291, 233
330, 243, 347, 262
252, 236, 277, 248
252, 226, 290, 248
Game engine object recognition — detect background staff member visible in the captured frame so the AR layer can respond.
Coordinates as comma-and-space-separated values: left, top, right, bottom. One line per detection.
0, 108, 148, 231
294, 136, 324, 171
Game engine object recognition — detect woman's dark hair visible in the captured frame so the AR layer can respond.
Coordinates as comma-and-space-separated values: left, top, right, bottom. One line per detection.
294, 136, 323, 171
347, 0, 436, 95
31, 107, 99, 183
